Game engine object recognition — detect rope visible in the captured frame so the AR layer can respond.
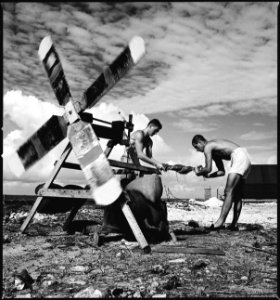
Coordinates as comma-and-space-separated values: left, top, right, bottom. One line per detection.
163, 185, 184, 201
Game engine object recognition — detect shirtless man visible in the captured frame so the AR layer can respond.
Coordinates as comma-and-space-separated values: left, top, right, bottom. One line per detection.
121, 119, 165, 173
192, 135, 251, 230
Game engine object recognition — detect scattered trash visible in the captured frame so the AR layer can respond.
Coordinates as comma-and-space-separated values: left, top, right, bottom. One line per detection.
3, 234, 11, 244
14, 277, 25, 291
188, 197, 223, 208
168, 258, 185, 264
245, 248, 253, 253
151, 264, 168, 275
241, 276, 248, 281
15, 293, 32, 298
121, 239, 139, 249
67, 278, 87, 285
133, 290, 142, 298
191, 259, 209, 270
70, 266, 89, 273
163, 275, 181, 290
152, 294, 167, 298
169, 231, 177, 243
33, 213, 58, 223
151, 280, 159, 289
74, 287, 102, 298
41, 242, 53, 250
116, 250, 126, 259
14, 269, 34, 290
9, 212, 28, 222
41, 274, 57, 287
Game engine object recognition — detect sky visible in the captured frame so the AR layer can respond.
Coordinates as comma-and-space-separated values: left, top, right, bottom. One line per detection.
2, 2, 277, 199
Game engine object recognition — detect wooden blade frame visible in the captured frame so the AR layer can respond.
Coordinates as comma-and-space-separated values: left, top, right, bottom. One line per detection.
14, 35, 151, 252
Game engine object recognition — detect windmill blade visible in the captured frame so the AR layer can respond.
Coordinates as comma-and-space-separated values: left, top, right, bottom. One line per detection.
38, 36, 72, 107
79, 36, 145, 112
8, 115, 67, 177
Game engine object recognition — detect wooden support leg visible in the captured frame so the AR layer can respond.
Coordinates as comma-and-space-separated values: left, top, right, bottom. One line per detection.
20, 142, 72, 233
105, 143, 150, 253
121, 191, 151, 253
62, 202, 84, 232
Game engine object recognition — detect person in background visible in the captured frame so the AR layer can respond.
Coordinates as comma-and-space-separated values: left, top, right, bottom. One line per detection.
192, 134, 251, 230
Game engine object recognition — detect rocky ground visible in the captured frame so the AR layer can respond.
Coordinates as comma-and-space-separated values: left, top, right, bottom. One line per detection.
2, 197, 278, 298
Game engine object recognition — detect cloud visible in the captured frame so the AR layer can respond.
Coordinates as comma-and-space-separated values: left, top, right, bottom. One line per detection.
239, 130, 277, 141
266, 155, 277, 164
3, 91, 171, 185
246, 144, 276, 151
3, 3, 277, 196
3, 3, 277, 116
172, 118, 218, 133
168, 96, 277, 119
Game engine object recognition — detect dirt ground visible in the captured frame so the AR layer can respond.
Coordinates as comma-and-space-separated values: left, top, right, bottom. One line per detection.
2, 198, 278, 298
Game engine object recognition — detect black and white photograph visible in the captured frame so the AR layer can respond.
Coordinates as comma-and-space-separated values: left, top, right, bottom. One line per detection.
2, 2, 277, 298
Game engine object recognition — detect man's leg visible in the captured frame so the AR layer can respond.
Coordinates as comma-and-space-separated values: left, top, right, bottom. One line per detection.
230, 179, 244, 228
213, 173, 242, 228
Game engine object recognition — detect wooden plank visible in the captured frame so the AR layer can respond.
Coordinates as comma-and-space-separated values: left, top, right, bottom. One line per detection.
62, 160, 159, 175
153, 246, 225, 256
240, 245, 277, 256
121, 191, 151, 253
38, 188, 91, 198
108, 159, 160, 174
20, 142, 72, 233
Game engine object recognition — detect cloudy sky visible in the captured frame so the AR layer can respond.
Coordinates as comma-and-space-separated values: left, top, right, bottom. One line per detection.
3, 2, 277, 198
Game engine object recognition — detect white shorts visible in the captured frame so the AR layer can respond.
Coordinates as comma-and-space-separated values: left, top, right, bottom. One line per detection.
229, 147, 251, 179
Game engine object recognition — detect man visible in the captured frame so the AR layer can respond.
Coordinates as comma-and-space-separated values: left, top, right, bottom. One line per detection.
192, 134, 251, 230
121, 119, 165, 176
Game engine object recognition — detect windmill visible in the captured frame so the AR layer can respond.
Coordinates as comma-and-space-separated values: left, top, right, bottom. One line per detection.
8, 35, 151, 253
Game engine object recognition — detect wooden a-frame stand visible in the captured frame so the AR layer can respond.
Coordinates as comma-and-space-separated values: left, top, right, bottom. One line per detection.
20, 135, 159, 253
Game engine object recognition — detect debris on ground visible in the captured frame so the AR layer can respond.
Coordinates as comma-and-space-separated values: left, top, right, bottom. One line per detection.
3, 198, 277, 298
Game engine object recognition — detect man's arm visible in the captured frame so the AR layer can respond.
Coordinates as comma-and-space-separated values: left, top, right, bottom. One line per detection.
204, 157, 225, 178
145, 138, 153, 158
134, 132, 164, 170
195, 144, 213, 176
